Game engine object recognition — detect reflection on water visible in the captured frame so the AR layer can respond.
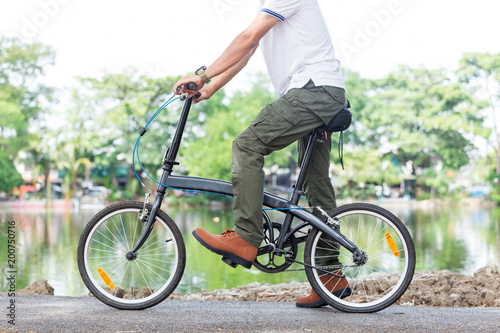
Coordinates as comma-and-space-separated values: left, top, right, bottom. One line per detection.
0, 202, 499, 296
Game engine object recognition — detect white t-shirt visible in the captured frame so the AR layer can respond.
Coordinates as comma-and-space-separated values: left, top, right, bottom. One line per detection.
259, 0, 345, 96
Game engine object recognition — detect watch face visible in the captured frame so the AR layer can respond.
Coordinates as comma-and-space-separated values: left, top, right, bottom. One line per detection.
196, 66, 207, 74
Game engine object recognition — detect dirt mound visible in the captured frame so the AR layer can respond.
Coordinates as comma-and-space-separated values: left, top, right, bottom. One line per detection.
400, 264, 500, 307
17, 279, 54, 295
169, 263, 500, 307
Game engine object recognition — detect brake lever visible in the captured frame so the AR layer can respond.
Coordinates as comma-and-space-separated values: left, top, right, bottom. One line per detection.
176, 83, 200, 101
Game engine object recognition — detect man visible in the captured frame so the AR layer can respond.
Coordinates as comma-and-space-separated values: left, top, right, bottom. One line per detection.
173, 0, 349, 308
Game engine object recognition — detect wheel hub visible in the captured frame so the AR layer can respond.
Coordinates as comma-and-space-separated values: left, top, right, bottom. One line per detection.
353, 250, 368, 266
125, 251, 137, 261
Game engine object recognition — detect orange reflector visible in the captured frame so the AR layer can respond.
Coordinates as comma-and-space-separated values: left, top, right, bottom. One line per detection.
97, 267, 115, 290
385, 233, 400, 257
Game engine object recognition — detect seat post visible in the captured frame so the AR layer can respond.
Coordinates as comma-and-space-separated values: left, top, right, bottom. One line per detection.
289, 130, 321, 205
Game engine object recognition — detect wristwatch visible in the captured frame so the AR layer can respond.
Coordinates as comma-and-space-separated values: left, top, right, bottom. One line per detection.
195, 65, 211, 84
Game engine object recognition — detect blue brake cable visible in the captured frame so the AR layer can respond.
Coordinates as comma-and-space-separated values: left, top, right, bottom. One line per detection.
132, 95, 234, 201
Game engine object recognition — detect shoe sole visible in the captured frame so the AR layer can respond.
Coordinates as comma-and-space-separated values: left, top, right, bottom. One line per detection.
295, 287, 353, 308
192, 230, 253, 269
295, 299, 328, 308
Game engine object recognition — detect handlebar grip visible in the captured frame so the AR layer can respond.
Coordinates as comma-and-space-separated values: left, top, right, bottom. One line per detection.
194, 91, 201, 99
187, 82, 197, 90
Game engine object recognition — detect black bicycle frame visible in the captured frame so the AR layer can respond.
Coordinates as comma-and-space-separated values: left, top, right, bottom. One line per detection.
131, 95, 362, 260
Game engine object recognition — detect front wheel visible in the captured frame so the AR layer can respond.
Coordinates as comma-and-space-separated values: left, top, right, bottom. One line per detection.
77, 201, 186, 310
304, 203, 415, 313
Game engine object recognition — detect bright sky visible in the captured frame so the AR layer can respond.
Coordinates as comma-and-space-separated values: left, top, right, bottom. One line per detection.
1, 0, 499, 93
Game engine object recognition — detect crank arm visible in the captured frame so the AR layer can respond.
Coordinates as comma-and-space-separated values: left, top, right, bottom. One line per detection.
257, 244, 276, 256
256, 244, 294, 256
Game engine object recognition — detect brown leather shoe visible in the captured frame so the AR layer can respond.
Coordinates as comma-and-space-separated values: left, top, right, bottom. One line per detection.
296, 270, 352, 308
192, 228, 258, 269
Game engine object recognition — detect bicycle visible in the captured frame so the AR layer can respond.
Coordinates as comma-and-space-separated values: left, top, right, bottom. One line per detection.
77, 84, 416, 313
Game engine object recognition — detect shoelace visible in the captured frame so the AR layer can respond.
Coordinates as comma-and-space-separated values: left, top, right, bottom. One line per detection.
221, 228, 236, 238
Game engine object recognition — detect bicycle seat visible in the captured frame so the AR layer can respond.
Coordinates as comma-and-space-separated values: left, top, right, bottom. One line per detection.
318, 108, 352, 133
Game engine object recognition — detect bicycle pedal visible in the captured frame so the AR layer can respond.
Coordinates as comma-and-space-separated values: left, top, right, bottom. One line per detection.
257, 244, 275, 256
221, 257, 238, 268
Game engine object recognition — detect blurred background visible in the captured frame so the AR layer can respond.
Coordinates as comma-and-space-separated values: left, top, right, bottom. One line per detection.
0, 0, 499, 296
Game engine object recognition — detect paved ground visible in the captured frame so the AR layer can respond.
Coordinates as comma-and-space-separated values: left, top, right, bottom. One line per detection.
1, 294, 499, 332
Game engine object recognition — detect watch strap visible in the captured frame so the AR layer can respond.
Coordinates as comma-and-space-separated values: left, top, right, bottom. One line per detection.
195, 66, 211, 84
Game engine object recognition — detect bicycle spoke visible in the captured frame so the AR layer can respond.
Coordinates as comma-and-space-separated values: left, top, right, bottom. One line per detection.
102, 222, 128, 252
138, 256, 175, 264
89, 258, 123, 269
134, 260, 154, 298
109, 216, 129, 251
136, 258, 169, 282
113, 261, 130, 297
140, 227, 162, 250
95, 228, 128, 253
137, 258, 171, 274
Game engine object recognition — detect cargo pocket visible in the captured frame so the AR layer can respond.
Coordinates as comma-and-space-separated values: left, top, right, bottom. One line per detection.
249, 100, 302, 144
306, 87, 347, 124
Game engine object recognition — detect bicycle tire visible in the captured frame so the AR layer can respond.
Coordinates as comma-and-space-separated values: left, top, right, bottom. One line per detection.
304, 203, 415, 313
77, 201, 186, 310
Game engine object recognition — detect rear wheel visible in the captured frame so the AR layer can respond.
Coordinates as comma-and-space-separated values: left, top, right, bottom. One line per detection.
304, 203, 415, 313
77, 201, 185, 310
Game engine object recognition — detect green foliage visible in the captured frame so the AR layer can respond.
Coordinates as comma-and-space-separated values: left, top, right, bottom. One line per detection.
0, 36, 54, 157
369, 66, 483, 170
416, 192, 432, 201
337, 148, 404, 187
417, 168, 450, 198
458, 52, 500, 175
0, 155, 23, 192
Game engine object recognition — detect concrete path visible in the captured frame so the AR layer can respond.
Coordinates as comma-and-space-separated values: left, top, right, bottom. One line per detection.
1, 294, 499, 332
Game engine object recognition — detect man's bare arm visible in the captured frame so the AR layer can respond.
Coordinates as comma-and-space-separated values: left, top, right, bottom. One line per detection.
204, 13, 278, 79
201, 46, 258, 101
173, 13, 279, 96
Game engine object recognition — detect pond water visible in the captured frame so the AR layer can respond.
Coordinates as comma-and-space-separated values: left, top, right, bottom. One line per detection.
0, 200, 499, 296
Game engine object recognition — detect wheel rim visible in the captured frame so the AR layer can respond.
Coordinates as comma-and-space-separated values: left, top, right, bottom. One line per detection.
83, 208, 180, 304
311, 209, 411, 308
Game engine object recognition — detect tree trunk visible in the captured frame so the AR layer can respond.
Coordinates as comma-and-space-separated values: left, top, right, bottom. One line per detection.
73, 169, 78, 198
44, 162, 51, 201
495, 146, 500, 175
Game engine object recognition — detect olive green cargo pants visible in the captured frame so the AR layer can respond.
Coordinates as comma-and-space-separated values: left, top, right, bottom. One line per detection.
232, 80, 346, 250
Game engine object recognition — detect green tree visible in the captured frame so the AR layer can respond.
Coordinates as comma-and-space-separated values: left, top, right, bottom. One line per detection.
458, 52, 500, 174
0, 36, 55, 198
364, 66, 484, 174
0, 36, 54, 156
0, 156, 23, 193
74, 69, 196, 194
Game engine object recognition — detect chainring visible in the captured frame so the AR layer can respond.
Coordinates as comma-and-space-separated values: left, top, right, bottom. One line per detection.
253, 222, 298, 273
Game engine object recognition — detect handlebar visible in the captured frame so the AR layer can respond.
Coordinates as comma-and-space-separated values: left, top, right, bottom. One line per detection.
176, 82, 201, 100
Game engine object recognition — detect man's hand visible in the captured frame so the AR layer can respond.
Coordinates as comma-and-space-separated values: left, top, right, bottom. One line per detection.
173, 75, 205, 98
193, 86, 213, 104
